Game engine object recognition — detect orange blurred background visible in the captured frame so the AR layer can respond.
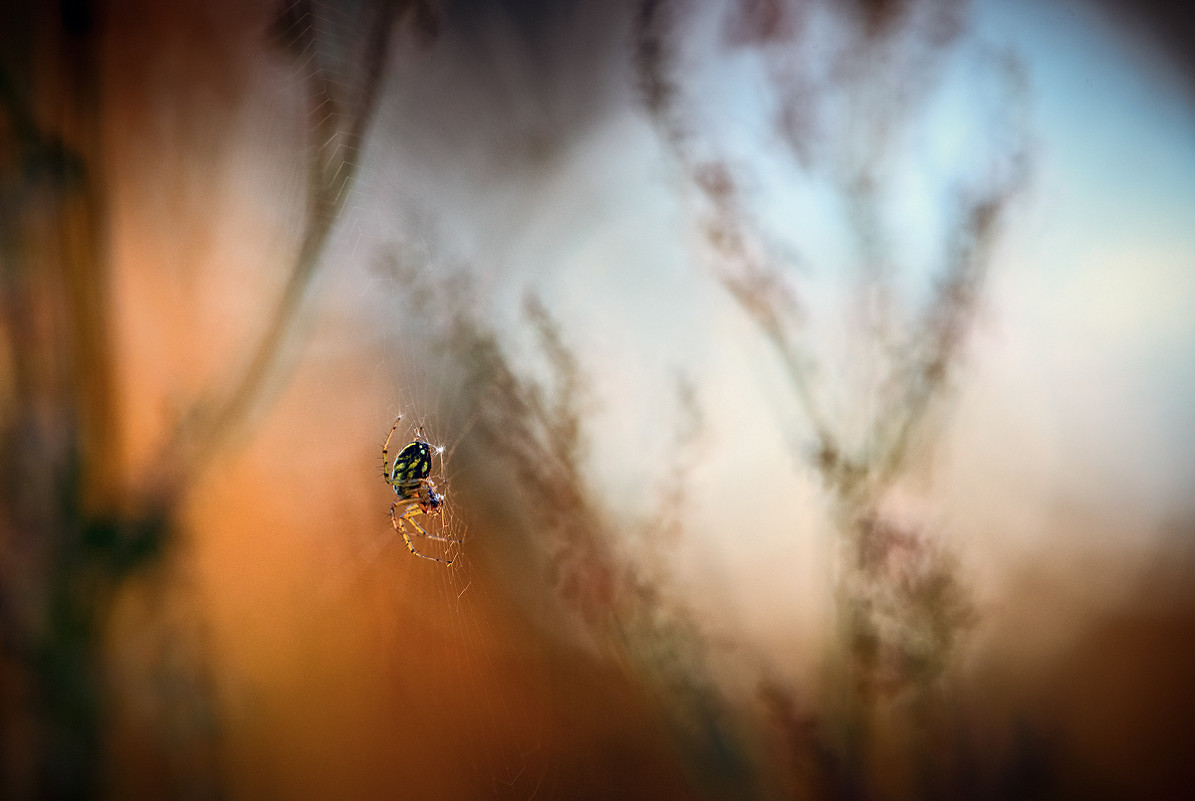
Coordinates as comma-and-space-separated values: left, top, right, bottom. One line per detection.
3, 1, 1195, 799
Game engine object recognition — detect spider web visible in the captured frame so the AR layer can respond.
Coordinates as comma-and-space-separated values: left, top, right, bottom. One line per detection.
192, 0, 1024, 796
365, 233, 557, 800
142, 1, 564, 797
111, 1, 1195, 799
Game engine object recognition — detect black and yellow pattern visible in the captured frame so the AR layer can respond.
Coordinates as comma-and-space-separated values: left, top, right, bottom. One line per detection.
390, 439, 432, 497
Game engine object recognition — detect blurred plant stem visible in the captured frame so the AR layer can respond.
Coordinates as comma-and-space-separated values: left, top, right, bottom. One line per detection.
142, 0, 403, 508
382, 261, 763, 798
633, 1, 1025, 795
0, 1, 402, 796
1, 3, 150, 795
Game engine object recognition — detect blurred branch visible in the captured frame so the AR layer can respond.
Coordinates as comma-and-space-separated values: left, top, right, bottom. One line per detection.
383, 255, 758, 794
1, 2, 404, 796
634, 0, 1026, 794
0, 14, 114, 515
636, 1, 841, 482
866, 192, 1003, 486
635, 0, 1027, 502
0, 3, 163, 795
56, 8, 121, 517
141, 0, 402, 510
448, 291, 620, 626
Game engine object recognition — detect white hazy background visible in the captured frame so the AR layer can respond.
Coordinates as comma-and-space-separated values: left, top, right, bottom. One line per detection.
337, 0, 1195, 663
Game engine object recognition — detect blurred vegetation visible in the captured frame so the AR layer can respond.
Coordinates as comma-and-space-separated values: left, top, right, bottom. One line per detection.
0, 0, 402, 797
633, 0, 1027, 797
6, 0, 1184, 799
371, 1, 1040, 797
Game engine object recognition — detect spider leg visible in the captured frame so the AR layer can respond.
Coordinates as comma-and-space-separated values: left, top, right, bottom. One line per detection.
401, 508, 465, 546
381, 415, 404, 479
391, 491, 463, 545
390, 501, 457, 565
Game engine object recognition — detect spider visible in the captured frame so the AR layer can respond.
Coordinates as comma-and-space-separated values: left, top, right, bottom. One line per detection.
381, 416, 462, 565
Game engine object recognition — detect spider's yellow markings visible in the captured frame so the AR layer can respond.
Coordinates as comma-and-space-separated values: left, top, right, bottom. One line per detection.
390, 440, 432, 497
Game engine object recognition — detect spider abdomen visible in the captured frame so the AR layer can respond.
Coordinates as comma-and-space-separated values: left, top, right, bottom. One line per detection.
391, 440, 432, 486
